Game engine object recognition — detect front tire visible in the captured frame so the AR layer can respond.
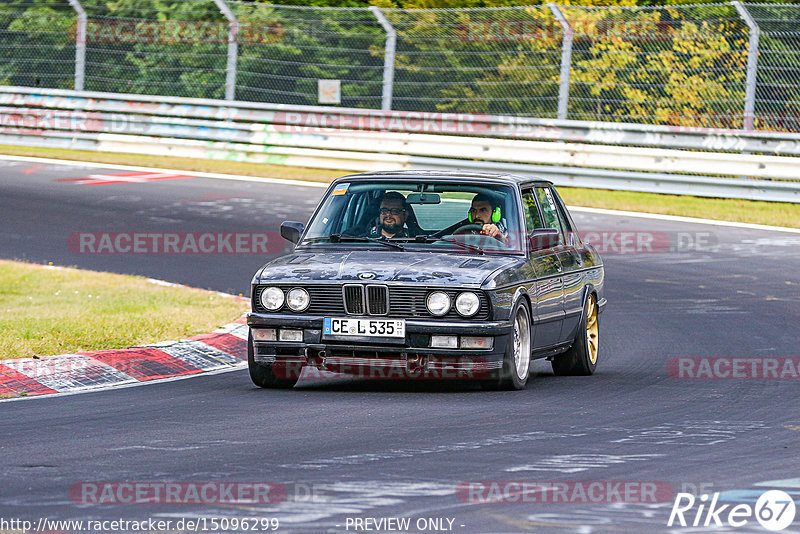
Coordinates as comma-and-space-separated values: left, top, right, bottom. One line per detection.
483, 302, 531, 390
248, 331, 300, 389
552, 293, 599, 376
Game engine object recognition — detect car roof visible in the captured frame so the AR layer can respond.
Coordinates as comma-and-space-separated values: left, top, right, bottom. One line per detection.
335, 170, 553, 187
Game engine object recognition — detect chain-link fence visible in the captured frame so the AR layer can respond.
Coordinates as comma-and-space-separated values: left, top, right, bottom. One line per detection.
1, 0, 798, 132
563, 3, 749, 128
747, 3, 800, 132
0, 1, 78, 90
228, 3, 386, 106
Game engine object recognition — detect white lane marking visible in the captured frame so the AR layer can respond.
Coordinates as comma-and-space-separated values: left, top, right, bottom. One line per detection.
569, 206, 800, 234
2, 154, 797, 233
0, 154, 328, 188
65, 172, 194, 185
505, 454, 663, 474
608, 421, 769, 446
283, 431, 587, 470
109, 445, 206, 451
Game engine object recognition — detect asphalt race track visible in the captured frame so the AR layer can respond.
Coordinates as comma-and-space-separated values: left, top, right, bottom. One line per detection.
1, 157, 799, 533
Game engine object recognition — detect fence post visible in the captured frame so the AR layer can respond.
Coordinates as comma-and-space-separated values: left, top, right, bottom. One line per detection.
732, 1, 759, 131
67, 0, 86, 91
213, 0, 238, 101
369, 6, 396, 111
548, 3, 573, 121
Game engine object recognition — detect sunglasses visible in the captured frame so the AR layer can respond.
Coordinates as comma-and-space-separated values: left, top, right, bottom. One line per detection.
379, 208, 405, 215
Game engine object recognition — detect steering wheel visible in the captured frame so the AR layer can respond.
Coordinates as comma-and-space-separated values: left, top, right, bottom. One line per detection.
452, 223, 485, 235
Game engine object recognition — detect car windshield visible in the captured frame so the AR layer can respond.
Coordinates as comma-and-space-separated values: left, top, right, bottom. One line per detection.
302, 179, 521, 253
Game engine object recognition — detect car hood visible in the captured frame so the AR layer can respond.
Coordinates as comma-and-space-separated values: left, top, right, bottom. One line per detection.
254, 250, 522, 287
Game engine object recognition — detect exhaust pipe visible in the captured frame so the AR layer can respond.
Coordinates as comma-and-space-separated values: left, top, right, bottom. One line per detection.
406, 354, 423, 372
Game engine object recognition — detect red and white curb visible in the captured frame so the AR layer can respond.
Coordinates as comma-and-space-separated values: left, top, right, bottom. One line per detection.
0, 318, 249, 399
0, 262, 251, 399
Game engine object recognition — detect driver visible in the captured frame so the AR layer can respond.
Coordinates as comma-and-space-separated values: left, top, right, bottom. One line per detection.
468, 193, 509, 245
367, 192, 410, 239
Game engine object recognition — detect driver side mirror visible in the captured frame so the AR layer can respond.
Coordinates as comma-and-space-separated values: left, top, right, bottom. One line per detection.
528, 228, 560, 252
280, 221, 305, 244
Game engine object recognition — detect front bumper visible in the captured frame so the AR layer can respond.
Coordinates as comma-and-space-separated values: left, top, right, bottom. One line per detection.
246, 312, 512, 379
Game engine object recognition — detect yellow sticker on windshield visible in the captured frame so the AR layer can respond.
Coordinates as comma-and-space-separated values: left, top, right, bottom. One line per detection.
331, 183, 350, 196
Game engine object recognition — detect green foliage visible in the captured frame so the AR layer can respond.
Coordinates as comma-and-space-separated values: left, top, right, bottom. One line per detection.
565, 4, 748, 127
1, 0, 798, 131
0, 3, 77, 89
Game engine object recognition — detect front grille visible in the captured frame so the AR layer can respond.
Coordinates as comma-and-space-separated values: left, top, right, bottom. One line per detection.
343, 284, 365, 315
366, 285, 388, 315
253, 285, 490, 320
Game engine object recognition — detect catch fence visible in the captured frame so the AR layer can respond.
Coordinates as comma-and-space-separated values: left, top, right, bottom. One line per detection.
0, 1, 798, 131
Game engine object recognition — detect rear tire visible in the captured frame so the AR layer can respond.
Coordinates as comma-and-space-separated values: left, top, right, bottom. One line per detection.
483, 302, 531, 390
551, 293, 599, 376
248, 331, 300, 389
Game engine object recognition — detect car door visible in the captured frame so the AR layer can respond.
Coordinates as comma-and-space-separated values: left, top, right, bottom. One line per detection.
522, 187, 565, 350
539, 186, 585, 344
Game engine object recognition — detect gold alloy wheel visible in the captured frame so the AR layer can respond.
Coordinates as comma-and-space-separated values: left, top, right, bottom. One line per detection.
586, 295, 599, 365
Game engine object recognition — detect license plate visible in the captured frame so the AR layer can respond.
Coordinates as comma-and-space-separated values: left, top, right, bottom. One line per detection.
324, 317, 405, 338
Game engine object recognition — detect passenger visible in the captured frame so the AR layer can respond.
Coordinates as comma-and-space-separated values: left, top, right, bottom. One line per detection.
367, 191, 411, 239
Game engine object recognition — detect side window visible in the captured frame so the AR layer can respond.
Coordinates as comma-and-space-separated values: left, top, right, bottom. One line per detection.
521, 189, 544, 233
536, 187, 565, 246
554, 196, 580, 247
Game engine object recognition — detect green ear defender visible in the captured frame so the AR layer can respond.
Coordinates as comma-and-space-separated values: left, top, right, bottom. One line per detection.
468, 206, 502, 223
492, 206, 501, 223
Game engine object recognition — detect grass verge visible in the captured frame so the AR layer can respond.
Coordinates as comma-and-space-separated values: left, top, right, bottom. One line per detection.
558, 187, 799, 229
0, 260, 249, 360
1, 144, 797, 229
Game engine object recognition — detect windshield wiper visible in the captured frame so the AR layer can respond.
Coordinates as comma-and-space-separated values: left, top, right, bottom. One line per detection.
302, 234, 405, 251
395, 235, 485, 255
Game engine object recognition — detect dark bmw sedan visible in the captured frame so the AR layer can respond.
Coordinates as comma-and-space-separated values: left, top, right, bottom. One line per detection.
247, 171, 605, 390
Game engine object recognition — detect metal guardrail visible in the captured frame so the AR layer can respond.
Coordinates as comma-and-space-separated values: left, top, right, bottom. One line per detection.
0, 87, 798, 203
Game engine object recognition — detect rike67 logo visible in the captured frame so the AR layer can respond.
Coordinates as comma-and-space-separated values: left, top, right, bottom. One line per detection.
668, 490, 797, 531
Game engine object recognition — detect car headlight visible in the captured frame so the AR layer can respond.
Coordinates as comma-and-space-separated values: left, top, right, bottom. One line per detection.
455, 292, 480, 317
260, 286, 284, 311
426, 291, 451, 316
286, 287, 310, 312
